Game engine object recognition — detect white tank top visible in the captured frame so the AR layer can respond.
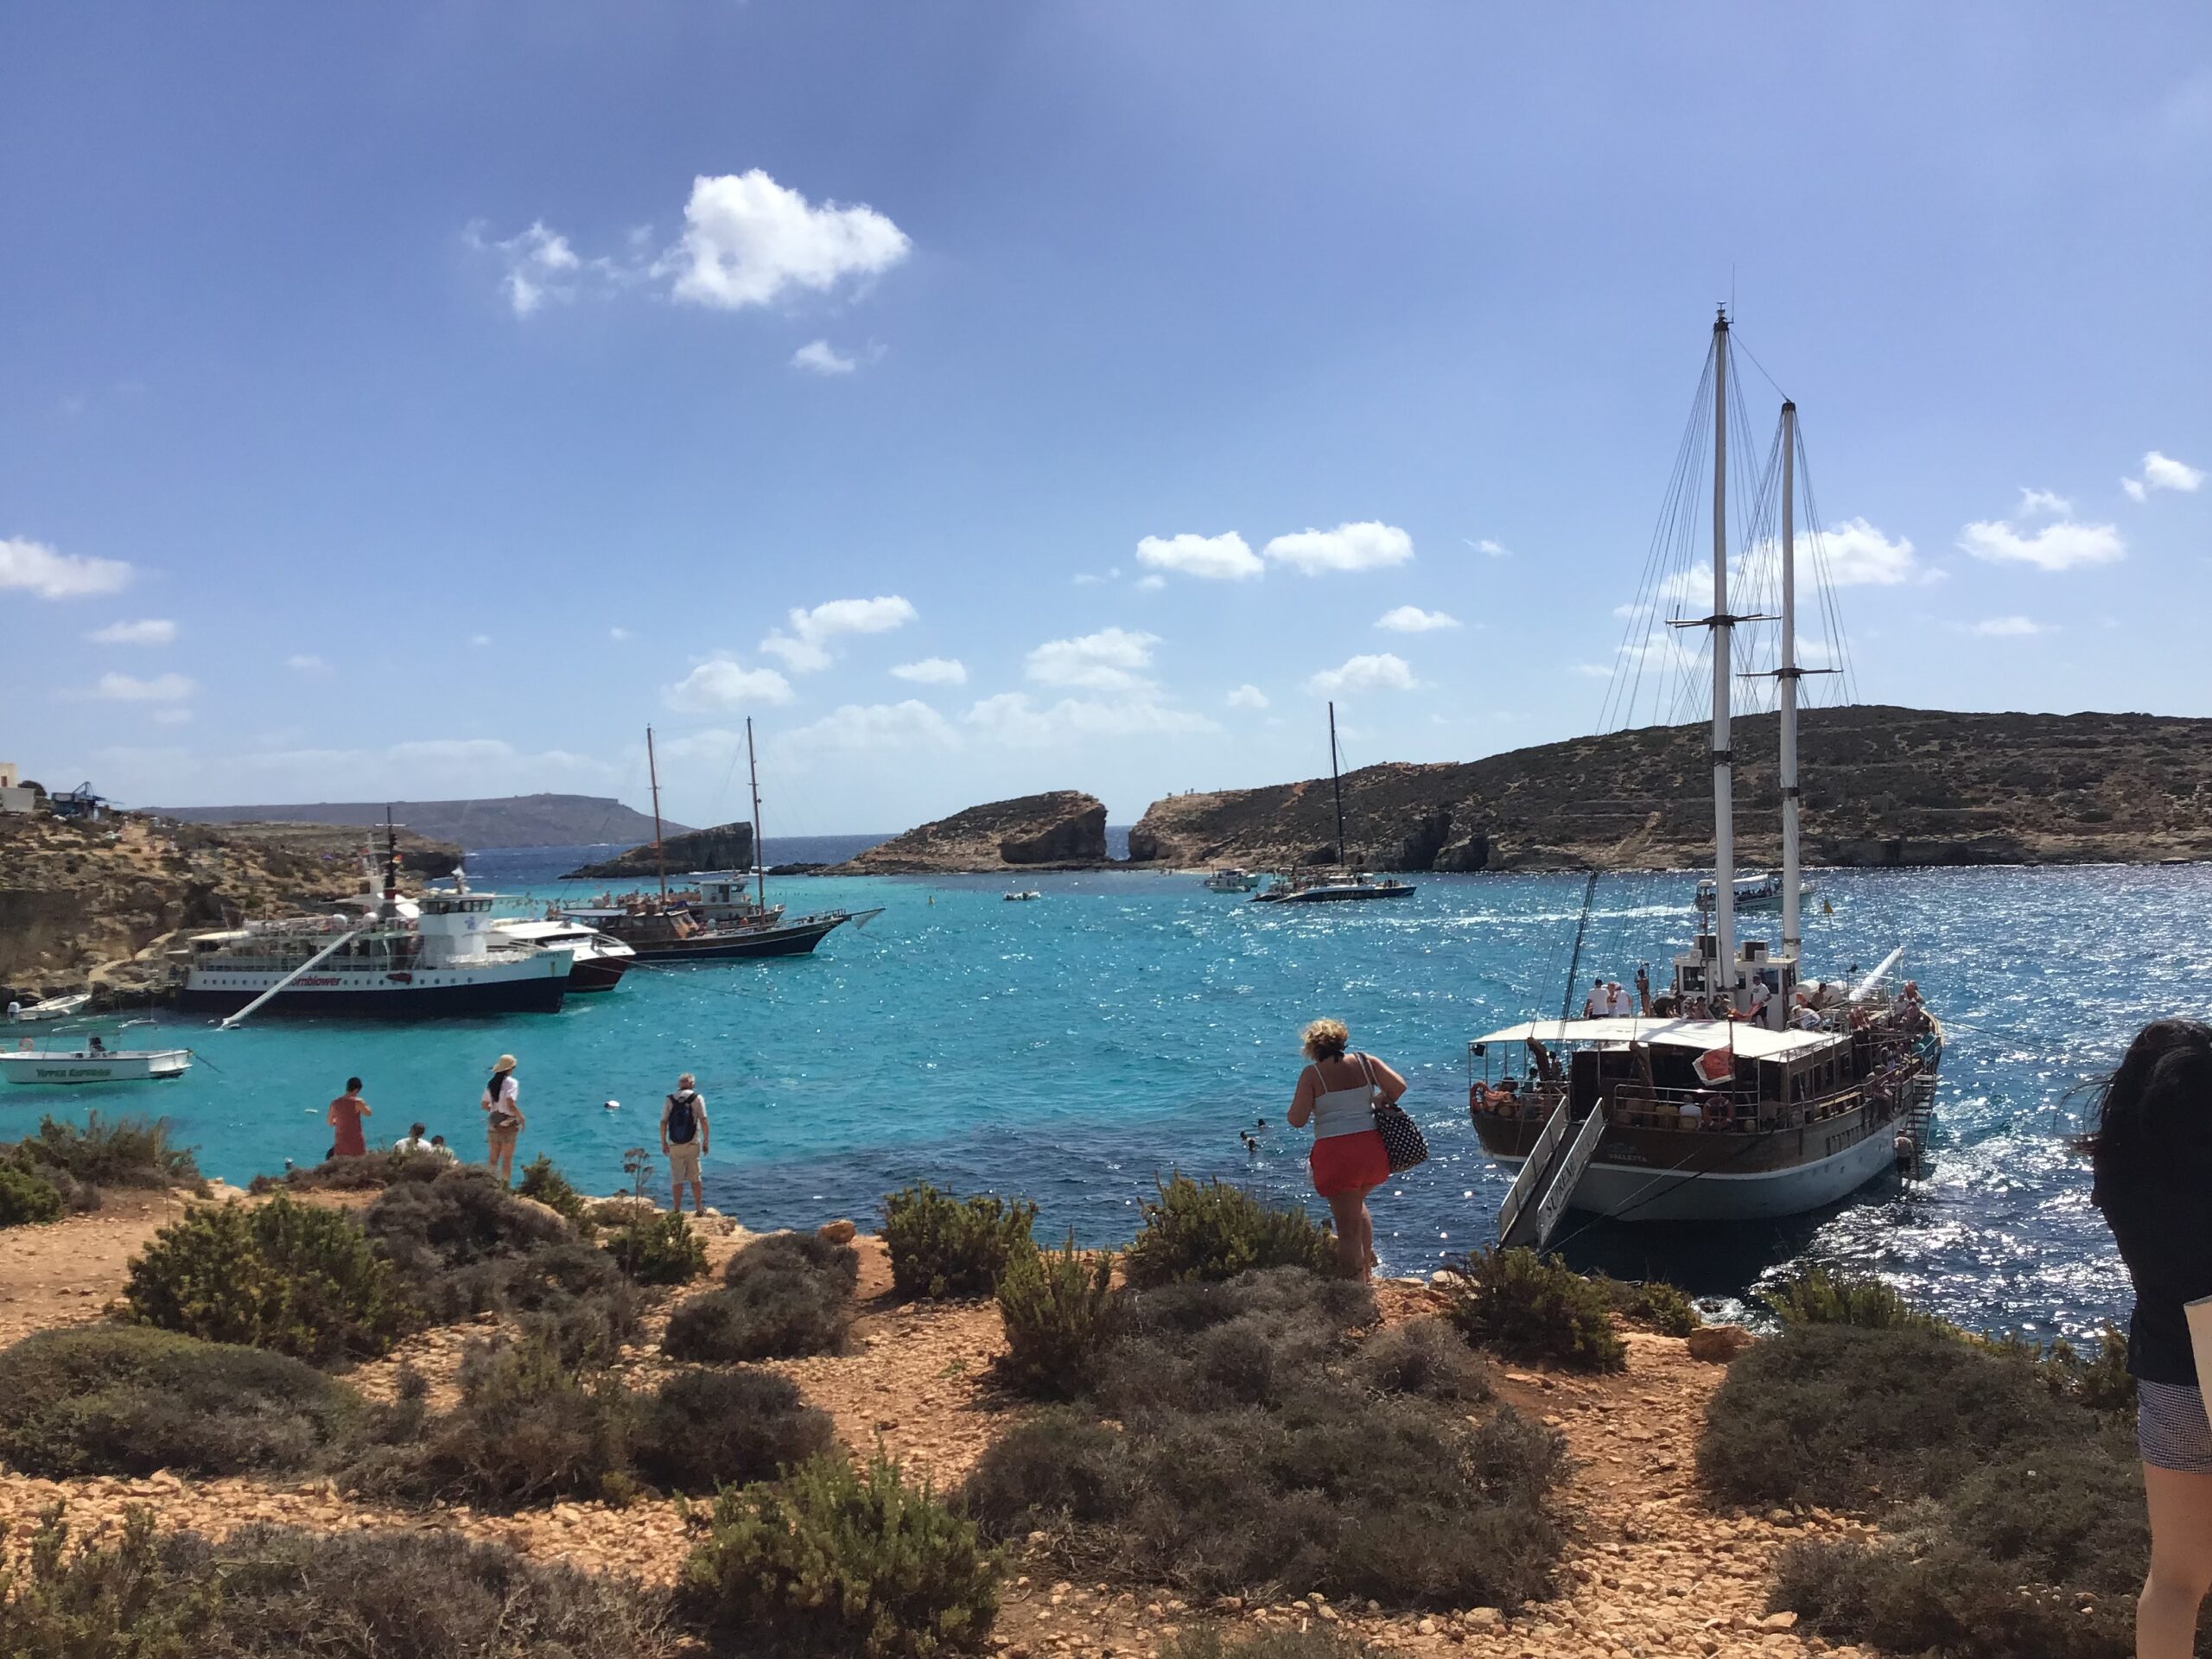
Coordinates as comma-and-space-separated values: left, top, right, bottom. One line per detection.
1307, 1056, 1379, 1141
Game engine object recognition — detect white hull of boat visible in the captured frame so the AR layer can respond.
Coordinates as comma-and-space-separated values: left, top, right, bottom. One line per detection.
1484, 1111, 1906, 1223
8, 995, 90, 1023
2, 1049, 192, 1085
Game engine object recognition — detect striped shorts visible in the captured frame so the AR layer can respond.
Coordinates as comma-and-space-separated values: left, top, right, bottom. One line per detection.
2138, 1380, 2212, 1474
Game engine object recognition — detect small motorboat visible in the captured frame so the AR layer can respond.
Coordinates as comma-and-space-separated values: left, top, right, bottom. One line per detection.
1203, 868, 1259, 893
1002, 890, 1042, 902
7, 993, 90, 1023
3, 1040, 192, 1084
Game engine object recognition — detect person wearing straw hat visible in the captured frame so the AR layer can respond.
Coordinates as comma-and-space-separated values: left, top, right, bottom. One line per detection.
480, 1053, 524, 1184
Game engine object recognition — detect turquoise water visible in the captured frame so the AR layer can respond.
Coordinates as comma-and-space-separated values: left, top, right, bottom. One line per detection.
29, 855, 2212, 1338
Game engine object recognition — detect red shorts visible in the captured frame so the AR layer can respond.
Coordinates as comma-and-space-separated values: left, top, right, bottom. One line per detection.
1310, 1129, 1389, 1198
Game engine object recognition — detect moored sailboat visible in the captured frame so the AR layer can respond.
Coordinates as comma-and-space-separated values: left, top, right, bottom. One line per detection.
1252, 702, 1415, 903
1468, 310, 1942, 1239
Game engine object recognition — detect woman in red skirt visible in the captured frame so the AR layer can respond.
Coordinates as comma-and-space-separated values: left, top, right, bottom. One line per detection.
1287, 1018, 1408, 1280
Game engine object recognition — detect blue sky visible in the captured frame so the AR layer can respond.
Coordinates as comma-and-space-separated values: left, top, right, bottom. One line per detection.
3, 4, 2206, 833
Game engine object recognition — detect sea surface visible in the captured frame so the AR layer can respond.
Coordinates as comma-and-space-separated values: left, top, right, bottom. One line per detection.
33, 850, 2209, 1338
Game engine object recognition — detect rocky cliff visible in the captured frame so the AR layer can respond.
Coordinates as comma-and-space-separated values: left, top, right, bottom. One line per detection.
560, 821, 755, 880
841, 791, 1109, 873
1127, 705, 2212, 873
148, 793, 683, 849
0, 812, 461, 1001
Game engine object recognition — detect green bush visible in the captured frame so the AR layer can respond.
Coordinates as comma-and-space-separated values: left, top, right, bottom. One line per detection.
118, 1194, 411, 1364
10, 1113, 202, 1192
664, 1232, 856, 1363
0, 1504, 684, 1658
994, 1234, 1121, 1400
681, 1452, 1001, 1658
1594, 1275, 1701, 1337
882, 1185, 1036, 1299
345, 1333, 635, 1510
632, 1368, 837, 1495
517, 1155, 593, 1230
1441, 1249, 1624, 1373
603, 1211, 708, 1286
1122, 1175, 1334, 1287
365, 1165, 573, 1279
0, 1326, 360, 1478
1757, 1266, 1925, 1330
963, 1268, 1563, 1611
0, 1164, 65, 1229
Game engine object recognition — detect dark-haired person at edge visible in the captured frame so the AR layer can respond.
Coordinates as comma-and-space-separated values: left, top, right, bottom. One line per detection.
1287, 1018, 1408, 1281
327, 1077, 370, 1159
2087, 1018, 2212, 1658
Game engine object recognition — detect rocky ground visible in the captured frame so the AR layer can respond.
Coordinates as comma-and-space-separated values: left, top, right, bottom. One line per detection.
0, 1191, 1871, 1659
842, 791, 1110, 873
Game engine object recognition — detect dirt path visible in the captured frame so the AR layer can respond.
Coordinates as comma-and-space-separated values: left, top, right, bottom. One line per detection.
0, 1182, 245, 1347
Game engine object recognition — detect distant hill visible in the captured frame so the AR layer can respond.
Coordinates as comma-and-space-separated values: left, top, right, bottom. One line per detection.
1128, 706, 2212, 872
841, 792, 1109, 872
562, 822, 755, 880
146, 794, 687, 850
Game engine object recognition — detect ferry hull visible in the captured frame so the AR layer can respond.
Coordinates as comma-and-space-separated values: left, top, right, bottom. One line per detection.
177, 977, 569, 1018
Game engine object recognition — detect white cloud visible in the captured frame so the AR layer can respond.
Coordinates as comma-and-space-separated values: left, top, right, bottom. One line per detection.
662, 657, 796, 712
151, 708, 192, 726
664, 170, 909, 311
1264, 521, 1414, 575
966, 692, 1215, 747
1135, 531, 1262, 582
284, 653, 329, 673
1375, 605, 1460, 632
467, 220, 582, 318
1305, 652, 1417, 696
1226, 684, 1269, 710
1025, 626, 1159, 692
0, 537, 131, 600
2123, 477, 2148, 503
787, 700, 960, 753
2142, 450, 2205, 493
470, 633, 493, 646
1465, 537, 1511, 558
2018, 487, 2073, 517
87, 618, 175, 645
760, 594, 918, 674
83, 671, 194, 702
889, 657, 967, 686
1135, 574, 1166, 591
1958, 517, 2125, 572
609, 626, 631, 641
791, 340, 856, 375
1961, 615, 2052, 638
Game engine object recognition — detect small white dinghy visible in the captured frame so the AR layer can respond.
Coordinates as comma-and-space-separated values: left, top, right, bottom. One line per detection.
2, 1041, 192, 1085
6, 994, 91, 1023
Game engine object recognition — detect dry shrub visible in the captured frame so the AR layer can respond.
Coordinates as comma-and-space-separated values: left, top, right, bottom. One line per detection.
9, 1113, 202, 1192
364, 1165, 573, 1279
1159, 1631, 1379, 1659
663, 1232, 857, 1363
0, 1326, 360, 1478
1440, 1249, 1624, 1373
248, 1148, 445, 1196
681, 1451, 1001, 1658
0, 1504, 683, 1658
962, 1268, 1562, 1611
632, 1367, 836, 1494
1354, 1317, 1494, 1405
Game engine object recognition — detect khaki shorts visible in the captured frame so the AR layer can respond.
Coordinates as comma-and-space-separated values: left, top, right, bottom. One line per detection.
666, 1141, 702, 1183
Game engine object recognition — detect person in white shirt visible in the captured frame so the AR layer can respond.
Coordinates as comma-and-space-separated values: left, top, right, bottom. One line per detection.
1583, 979, 1608, 1019
394, 1122, 434, 1155
1607, 981, 1635, 1017
1748, 980, 1774, 1025
481, 1054, 524, 1185
1789, 991, 1823, 1030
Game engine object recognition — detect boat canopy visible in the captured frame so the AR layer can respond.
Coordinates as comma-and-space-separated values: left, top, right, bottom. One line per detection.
1469, 1017, 1839, 1062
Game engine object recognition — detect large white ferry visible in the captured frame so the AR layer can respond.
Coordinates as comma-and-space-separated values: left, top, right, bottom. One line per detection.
175, 836, 574, 1019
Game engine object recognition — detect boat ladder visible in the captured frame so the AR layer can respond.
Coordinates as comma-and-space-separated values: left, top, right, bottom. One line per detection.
1897, 1074, 1939, 1179
1497, 1096, 1609, 1252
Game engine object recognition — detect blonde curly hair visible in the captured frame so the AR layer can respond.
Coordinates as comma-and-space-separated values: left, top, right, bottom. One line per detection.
1301, 1018, 1350, 1061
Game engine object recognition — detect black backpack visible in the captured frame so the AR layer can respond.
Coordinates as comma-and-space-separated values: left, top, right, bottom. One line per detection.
664, 1091, 699, 1144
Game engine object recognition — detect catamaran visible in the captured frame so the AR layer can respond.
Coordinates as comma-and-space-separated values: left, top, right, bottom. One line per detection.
1468, 310, 1941, 1238
1252, 702, 1415, 903
1694, 870, 1813, 915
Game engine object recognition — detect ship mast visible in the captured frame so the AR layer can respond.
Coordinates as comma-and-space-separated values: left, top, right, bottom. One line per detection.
1778, 399, 1802, 963
1708, 308, 1737, 1004
746, 716, 766, 912
646, 725, 668, 906
1328, 700, 1346, 868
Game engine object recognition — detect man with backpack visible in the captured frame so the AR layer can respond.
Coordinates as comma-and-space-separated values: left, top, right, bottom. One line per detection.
660, 1072, 710, 1217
